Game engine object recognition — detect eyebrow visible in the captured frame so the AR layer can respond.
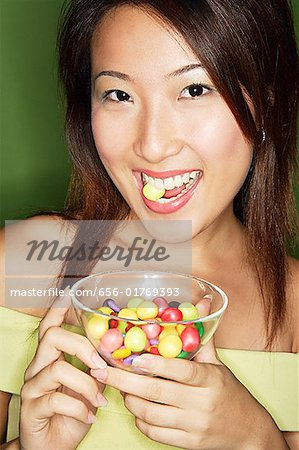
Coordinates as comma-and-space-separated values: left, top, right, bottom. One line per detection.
94, 63, 203, 83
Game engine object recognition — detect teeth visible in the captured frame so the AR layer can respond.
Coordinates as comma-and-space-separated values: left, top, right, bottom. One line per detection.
154, 178, 164, 189
142, 173, 149, 183
174, 175, 184, 187
141, 170, 201, 190
182, 173, 190, 184
156, 177, 198, 204
148, 176, 155, 186
164, 177, 175, 190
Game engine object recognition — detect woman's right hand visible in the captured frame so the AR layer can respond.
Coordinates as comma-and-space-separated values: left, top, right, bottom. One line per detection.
19, 289, 108, 450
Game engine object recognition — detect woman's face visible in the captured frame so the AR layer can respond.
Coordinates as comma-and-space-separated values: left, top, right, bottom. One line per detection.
91, 5, 253, 236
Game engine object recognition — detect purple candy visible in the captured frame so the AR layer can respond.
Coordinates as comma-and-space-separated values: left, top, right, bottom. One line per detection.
103, 298, 121, 313
123, 354, 139, 366
168, 300, 180, 308
149, 338, 159, 345
103, 298, 111, 307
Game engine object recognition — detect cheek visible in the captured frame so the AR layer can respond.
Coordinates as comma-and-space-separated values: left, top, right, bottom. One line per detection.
187, 107, 252, 170
91, 109, 129, 164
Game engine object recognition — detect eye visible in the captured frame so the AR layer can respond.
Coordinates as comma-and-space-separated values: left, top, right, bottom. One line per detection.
179, 83, 212, 99
102, 89, 132, 103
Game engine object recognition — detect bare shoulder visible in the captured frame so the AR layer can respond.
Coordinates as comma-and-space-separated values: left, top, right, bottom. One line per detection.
286, 256, 299, 304
286, 255, 299, 353
283, 431, 299, 450
287, 255, 299, 278
0, 215, 76, 316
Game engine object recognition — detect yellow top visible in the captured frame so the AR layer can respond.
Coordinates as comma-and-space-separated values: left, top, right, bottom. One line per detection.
0, 306, 298, 450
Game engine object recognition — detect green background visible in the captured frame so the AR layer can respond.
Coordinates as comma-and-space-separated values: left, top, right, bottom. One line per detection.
0, 0, 298, 256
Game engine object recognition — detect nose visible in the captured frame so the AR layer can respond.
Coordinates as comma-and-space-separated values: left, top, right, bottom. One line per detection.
134, 102, 184, 163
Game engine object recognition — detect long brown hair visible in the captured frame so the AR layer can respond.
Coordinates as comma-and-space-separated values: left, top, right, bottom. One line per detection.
57, 0, 298, 349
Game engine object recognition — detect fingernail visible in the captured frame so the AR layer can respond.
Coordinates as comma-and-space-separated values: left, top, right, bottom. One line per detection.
96, 392, 108, 408
87, 411, 97, 424
132, 355, 153, 369
91, 368, 108, 381
91, 352, 107, 369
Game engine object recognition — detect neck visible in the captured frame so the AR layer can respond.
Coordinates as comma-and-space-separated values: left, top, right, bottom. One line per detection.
127, 204, 249, 276
191, 205, 248, 275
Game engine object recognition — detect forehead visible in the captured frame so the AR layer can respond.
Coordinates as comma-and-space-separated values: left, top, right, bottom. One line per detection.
91, 5, 198, 76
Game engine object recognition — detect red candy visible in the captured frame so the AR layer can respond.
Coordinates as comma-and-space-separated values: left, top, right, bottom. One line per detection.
161, 307, 183, 322
180, 326, 200, 352
149, 346, 160, 355
125, 323, 135, 332
109, 319, 119, 328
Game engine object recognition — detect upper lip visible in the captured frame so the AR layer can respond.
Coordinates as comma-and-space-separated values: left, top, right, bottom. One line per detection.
133, 168, 202, 179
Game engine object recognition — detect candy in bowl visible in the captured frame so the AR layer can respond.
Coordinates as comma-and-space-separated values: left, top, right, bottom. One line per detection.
71, 271, 228, 375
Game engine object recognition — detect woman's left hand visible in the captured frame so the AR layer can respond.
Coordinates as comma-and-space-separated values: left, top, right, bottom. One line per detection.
91, 337, 272, 450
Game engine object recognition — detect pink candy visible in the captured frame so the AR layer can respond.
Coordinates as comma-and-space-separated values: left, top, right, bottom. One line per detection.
141, 322, 161, 339
101, 328, 123, 352
152, 297, 169, 316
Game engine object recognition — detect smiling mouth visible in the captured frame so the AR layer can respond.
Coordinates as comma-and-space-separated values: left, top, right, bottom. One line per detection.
138, 169, 202, 203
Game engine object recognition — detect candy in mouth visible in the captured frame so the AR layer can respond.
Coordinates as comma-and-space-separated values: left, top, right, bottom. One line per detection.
142, 184, 165, 201
142, 170, 201, 203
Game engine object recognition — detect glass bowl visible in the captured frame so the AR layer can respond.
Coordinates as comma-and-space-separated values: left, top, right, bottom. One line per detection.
71, 271, 228, 375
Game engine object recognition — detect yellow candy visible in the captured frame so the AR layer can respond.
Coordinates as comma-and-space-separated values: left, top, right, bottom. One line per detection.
124, 326, 147, 352
137, 301, 159, 320
178, 302, 198, 321
112, 348, 132, 359
97, 306, 113, 315
127, 297, 144, 312
159, 326, 178, 341
158, 335, 182, 358
161, 322, 177, 328
118, 308, 139, 321
142, 183, 165, 201
87, 315, 109, 339
176, 324, 187, 335
116, 309, 138, 333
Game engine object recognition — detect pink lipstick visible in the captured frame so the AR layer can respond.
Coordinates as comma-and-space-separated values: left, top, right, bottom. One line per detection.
133, 169, 203, 214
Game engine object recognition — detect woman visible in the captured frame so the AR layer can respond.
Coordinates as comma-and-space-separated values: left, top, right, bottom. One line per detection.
0, 0, 298, 448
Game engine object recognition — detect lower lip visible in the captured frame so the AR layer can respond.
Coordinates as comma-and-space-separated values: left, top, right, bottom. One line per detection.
135, 173, 202, 214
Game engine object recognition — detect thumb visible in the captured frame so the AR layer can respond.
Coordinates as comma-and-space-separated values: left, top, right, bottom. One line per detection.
193, 298, 221, 365
38, 286, 71, 341
193, 336, 221, 364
